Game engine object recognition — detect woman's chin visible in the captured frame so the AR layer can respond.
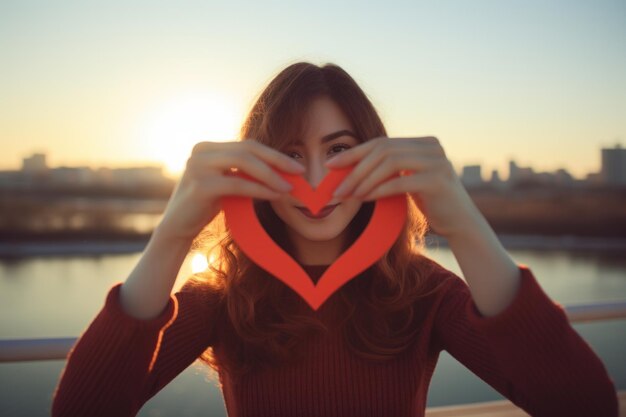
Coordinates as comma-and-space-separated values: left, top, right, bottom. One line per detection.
292, 228, 343, 242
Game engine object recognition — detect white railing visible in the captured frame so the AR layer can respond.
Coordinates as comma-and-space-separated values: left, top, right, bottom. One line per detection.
1, 299, 626, 363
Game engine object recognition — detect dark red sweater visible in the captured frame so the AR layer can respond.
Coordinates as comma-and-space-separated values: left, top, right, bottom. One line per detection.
51, 259, 619, 417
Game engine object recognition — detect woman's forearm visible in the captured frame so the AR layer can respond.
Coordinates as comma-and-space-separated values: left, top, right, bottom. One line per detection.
119, 226, 193, 320
446, 214, 521, 317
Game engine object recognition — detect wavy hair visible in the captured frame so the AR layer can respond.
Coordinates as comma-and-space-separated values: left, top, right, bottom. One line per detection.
188, 62, 447, 380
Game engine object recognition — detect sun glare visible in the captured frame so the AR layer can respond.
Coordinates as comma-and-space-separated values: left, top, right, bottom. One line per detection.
191, 252, 209, 273
136, 92, 242, 177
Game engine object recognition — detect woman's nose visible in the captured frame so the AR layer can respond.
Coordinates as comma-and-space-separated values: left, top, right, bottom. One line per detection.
304, 158, 329, 189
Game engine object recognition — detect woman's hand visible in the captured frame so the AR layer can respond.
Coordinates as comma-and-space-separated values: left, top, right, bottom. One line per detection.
325, 136, 484, 239
156, 140, 306, 243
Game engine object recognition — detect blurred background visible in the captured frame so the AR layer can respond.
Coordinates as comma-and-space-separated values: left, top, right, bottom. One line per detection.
1, 0, 625, 416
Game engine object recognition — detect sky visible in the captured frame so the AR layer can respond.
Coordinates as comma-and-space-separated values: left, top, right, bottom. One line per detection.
1, 0, 624, 179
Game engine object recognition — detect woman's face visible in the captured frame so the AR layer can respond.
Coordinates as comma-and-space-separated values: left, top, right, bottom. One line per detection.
269, 95, 363, 244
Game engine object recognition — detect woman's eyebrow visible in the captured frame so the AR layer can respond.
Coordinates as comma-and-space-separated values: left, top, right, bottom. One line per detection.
293, 129, 358, 146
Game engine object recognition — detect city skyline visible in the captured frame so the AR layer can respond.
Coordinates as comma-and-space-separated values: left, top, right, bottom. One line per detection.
1, 1, 624, 179
5, 143, 625, 187
3, 136, 624, 181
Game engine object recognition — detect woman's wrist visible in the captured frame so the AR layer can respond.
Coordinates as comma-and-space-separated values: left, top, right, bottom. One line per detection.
151, 221, 196, 249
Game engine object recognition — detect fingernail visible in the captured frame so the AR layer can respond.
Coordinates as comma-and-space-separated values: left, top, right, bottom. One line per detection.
333, 185, 346, 197
291, 163, 306, 172
279, 182, 293, 191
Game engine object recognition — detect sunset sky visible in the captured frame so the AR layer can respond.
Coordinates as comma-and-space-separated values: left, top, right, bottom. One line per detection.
1, 0, 624, 179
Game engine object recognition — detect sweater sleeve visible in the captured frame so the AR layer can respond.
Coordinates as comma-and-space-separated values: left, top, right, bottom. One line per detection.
51, 279, 221, 417
432, 263, 619, 417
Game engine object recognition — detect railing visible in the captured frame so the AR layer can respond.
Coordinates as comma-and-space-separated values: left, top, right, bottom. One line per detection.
2, 299, 626, 363
1, 299, 625, 416
426, 392, 626, 416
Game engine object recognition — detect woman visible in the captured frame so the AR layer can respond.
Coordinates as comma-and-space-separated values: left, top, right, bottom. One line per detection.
51, 62, 618, 417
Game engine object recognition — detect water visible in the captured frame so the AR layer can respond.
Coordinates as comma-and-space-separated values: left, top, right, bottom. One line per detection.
1, 244, 625, 416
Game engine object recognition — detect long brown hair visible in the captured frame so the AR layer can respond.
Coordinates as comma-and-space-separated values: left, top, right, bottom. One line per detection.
188, 61, 446, 380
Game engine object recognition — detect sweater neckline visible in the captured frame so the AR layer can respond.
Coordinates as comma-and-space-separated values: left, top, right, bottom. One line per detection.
300, 264, 331, 269
298, 263, 330, 285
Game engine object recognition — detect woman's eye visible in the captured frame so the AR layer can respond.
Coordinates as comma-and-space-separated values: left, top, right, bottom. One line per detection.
283, 143, 350, 159
329, 143, 351, 154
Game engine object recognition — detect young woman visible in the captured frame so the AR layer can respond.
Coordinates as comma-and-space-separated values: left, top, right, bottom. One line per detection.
51, 62, 618, 417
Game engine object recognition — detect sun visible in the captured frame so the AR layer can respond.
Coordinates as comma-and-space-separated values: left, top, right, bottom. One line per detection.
136, 91, 242, 177
191, 252, 210, 273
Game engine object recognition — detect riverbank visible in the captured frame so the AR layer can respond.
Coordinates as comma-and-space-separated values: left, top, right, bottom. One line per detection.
425, 234, 626, 252
2, 234, 626, 258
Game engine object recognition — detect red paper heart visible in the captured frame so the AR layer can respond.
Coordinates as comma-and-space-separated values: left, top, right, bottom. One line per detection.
220, 165, 407, 310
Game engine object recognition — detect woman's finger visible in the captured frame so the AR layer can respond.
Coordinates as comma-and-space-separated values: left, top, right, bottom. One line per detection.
241, 139, 306, 174
333, 145, 386, 197
211, 176, 283, 200
352, 154, 442, 198
192, 139, 305, 176
325, 137, 381, 169
188, 150, 294, 193
361, 171, 436, 202
327, 136, 443, 168
332, 138, 445, 196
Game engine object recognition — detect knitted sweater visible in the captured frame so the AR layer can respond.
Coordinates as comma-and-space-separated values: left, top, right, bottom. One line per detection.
51, 258, 619, 417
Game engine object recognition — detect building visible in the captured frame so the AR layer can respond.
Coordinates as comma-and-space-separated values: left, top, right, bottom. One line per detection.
486, 169, 507, 190
601, 144, 626, 186
508, 160, 535, 185
460, 165, 483, 187
106, 166, 167, 187
51, 167, 95, 185
22, 153, 48, 174
8, 152, 170, 189
554, 168, 575, 186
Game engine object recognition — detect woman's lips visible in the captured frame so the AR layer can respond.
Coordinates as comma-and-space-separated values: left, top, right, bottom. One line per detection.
295, 203, 340, 219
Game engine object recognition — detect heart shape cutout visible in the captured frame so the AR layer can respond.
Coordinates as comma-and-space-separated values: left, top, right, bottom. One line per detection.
220, 165, 407, 310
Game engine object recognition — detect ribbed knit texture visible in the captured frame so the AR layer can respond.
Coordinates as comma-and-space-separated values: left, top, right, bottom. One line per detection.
51, 258, 619, 417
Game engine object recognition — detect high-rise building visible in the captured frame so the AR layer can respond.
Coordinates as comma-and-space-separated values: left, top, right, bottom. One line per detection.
488, 169, 507, 190
460, 165, 483, 187
22, 153, 48, 173
601, 144, 626, 186
508, 160, 534, 185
